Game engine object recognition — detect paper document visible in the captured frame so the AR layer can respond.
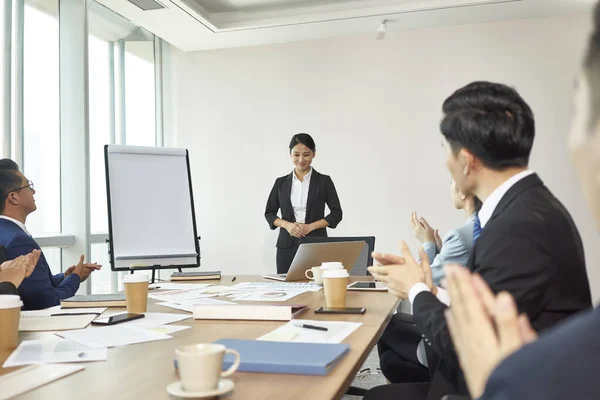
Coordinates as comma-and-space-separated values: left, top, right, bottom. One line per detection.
125, 312, 191, 328
230, 290, 305, 302
57, 324, 171, 349
3, 339, 107, 367
19, 308, 106, 332
158, 298, 235, 313
232, 282, 322, 292
150, 283, 212, 290
258, 320, 362, 344
145, 325, 190, 335
148, 287, 212, 302
0, 364, 84, 400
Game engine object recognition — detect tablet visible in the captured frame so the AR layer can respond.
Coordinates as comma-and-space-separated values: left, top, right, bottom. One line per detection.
347, 281, 388, 291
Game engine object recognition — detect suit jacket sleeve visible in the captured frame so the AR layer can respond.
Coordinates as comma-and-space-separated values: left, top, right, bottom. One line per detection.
9, 235, 80, 310
265, 179, 281, 230
413, 215, 559, 371
323, 176, 342, 228
0, 281, 19, 295
412, 291, 458, 366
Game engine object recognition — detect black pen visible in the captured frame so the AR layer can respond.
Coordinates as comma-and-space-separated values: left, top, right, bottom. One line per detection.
294, 323, 328, 331
231, 277, 236, 282
50, 313, 101, 317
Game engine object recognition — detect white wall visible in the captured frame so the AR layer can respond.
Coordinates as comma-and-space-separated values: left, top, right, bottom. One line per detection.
171, 13, 600, 301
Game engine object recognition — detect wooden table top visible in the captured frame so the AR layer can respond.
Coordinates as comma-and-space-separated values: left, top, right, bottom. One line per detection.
1, 276, 398, 400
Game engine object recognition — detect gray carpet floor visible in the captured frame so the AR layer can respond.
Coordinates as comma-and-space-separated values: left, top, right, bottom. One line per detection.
342, 347, 386, 400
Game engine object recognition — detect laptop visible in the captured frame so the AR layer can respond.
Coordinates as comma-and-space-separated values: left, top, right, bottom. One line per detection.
263, 241, 366, 282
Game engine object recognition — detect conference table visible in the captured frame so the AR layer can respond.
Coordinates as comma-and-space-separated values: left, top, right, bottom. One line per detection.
0, 276, 399, 400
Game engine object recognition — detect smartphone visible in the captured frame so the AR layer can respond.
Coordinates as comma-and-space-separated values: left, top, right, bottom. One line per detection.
347, 281, 388, 291
91, 313, 144, 326
314, 307, 366, 314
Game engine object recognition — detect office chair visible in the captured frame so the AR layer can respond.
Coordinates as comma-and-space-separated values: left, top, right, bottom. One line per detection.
299, 236, 376, 276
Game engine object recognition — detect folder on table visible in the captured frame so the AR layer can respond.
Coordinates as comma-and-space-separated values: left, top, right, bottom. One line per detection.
214, 339, 350, 376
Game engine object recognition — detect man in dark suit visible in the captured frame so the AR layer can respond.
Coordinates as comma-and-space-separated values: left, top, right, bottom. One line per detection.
367, 82, 592, 399
0, 159, 101, 310
443, 4, 600, 399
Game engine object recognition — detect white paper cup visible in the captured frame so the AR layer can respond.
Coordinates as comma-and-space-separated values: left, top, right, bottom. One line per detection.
320, 262, 344, 270
123, 274, 149, 313
322, 269, 350, 308
0, 295, 22, 351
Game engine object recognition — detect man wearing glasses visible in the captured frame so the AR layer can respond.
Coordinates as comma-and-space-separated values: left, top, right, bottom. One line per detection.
0, 159, 101, 310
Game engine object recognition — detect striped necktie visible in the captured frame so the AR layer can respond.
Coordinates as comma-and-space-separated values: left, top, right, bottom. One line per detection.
473, 214, 482, 245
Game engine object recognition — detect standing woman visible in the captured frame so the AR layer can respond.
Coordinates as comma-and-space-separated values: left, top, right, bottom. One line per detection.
265, 134, 343, 274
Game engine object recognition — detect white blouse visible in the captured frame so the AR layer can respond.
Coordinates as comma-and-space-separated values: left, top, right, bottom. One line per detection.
290, 168, 312, 223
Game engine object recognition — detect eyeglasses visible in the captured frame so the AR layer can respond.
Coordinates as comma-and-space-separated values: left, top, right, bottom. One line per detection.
13, 180, 34, 193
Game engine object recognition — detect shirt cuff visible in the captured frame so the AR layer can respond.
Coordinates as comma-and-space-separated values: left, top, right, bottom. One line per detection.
409, 282, 430, 306
436, 287, 450, 306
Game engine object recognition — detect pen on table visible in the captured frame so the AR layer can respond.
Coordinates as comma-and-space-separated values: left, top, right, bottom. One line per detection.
149, 286, 161, 291
294, 323, 328, 332
231, 277, 236, 282
51, 313, 101, 317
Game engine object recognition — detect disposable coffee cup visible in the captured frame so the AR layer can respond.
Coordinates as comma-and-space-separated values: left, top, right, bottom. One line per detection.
123, 274, 149, 313
322, 269, 350, 308
305, 266, 324, 285
320, 262, 344, 270
0, 295, 22, 352
175, 343, 241, 393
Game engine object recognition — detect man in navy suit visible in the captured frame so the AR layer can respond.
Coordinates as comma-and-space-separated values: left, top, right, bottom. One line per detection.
0, 159, 101, 310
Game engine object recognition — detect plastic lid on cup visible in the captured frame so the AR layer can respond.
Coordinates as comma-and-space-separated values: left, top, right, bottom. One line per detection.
320, 262, 344, 270
322, 269, 349, 278
122, 274, 149, 283
0, 295, 22, 309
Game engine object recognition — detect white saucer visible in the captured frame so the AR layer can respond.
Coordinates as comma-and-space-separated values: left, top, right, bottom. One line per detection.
166, 379, 235, 399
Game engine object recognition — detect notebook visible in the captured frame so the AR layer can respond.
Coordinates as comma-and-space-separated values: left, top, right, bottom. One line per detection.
60, 293, 126, 308
170, 270, 221, 281
193, 304, 308, 321
0, 364, 84, 400
19, 308, 106, 332
214, 339, 350, 375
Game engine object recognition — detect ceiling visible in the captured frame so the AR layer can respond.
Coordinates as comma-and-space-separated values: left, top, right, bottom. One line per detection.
95, 0, 596, 51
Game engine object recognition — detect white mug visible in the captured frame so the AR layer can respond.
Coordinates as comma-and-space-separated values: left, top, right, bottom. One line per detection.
305, 266, 324, 285
175, 343, 241, 393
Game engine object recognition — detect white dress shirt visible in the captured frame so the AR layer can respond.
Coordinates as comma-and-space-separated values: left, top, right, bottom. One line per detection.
0, 215, 31, 236
290, 168, 312, 224
408, 169, 535, 308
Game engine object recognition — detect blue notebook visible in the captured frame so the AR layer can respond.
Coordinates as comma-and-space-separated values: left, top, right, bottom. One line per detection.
215, 339, 350, 376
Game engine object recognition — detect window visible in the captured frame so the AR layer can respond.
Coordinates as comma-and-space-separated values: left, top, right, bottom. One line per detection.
87, 4, 159, 293
89, 34, 111, 234
23, 1, 60, 236
124, 41, 156, 146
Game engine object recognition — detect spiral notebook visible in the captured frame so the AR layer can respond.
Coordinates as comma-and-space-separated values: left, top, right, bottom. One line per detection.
19, 308, 106, 332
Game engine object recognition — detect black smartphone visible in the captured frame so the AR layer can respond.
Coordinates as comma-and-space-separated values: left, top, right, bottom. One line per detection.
91, 313, 144, 326
314, 307, 366, 314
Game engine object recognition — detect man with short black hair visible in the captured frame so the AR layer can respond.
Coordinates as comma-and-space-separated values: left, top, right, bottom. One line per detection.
0, 159, 101, 310
366, 82, 592, 399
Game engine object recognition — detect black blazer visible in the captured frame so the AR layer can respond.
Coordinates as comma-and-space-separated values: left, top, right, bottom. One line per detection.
265, 169, 342, 249
412, 174, 592, 399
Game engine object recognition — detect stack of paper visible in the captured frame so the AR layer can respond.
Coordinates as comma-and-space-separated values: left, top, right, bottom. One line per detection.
19, 308, 106, 332
0, 364, 85, 400
3, 339, 107, 367
257, 320, 362, 344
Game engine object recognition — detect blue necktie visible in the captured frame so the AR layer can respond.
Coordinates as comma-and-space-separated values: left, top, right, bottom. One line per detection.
473, 214, 482, 245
